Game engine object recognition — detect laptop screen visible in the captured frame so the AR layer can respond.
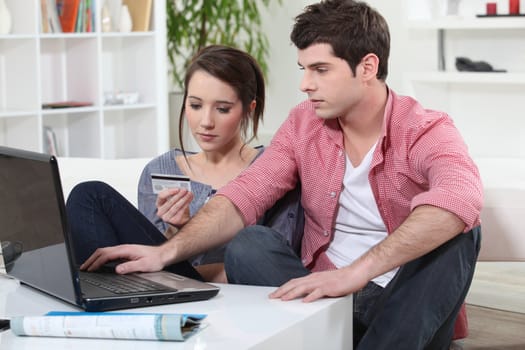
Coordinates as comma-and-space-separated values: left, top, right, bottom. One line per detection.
0, 146, 78, 305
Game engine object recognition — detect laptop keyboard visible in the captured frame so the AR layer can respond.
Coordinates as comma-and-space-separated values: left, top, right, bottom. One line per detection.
81, 273, 171, 294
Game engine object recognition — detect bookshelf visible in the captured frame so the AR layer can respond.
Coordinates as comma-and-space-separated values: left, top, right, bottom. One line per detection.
0, 0, 168, 159
402, 0, 525, 160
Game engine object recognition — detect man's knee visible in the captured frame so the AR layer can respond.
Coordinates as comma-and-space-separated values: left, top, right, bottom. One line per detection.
445, 226, 481, 268
226, 225, 282, 265
225, 225, 293, 284
469, 226, 481, 253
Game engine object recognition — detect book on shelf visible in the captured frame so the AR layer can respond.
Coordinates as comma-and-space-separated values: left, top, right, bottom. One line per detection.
10, 311, 208, 341
74, 0, 83, 32
56, 0, 81, 33
40, 0, 50, 33
50, 0, 94, 33
45, 0, 63, 33
75, 0, 95, 32
86, 0, 94, 32
123, 0, 152, 31
42, 101, 93, 109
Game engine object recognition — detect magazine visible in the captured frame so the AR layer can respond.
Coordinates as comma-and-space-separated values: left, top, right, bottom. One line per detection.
10, 311, 207, 341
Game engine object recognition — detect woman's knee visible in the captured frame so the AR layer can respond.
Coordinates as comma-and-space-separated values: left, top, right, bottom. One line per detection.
68, 181, 113, 202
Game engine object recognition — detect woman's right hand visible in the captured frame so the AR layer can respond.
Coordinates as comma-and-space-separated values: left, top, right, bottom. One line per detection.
155, 188, 193, 227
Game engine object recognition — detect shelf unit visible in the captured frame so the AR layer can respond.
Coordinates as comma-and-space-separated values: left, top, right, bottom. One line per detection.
402, 0, 525, 159
408, 15, 525, 74
406, 71, 525, 84
0, 0, 168, 159
407, 16, 525, 29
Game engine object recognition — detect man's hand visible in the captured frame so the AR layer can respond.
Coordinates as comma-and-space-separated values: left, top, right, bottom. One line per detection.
270, 268, 368, 303
270, 206, 466, 303
80, 244, 166, 274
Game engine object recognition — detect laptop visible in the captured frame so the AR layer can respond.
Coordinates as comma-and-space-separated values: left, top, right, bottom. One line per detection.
0, 146, 219, 312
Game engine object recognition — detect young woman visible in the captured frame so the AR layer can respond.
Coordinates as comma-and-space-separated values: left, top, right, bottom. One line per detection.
66, 45, 303, 283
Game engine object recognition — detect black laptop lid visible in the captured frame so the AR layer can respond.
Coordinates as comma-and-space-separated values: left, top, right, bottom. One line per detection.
0, 146, 79, 305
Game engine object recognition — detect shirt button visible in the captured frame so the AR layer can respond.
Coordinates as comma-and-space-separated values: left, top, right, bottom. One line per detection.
330, 191, 336, 198
323, 230, 329, 237
339, 150, 344, 156
302, 258, 307, 265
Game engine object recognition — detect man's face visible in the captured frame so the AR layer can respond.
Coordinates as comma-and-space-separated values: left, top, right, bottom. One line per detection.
297, 43, 364, 120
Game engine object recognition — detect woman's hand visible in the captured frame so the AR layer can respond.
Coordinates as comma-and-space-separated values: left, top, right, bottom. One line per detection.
155, 188, 193, 227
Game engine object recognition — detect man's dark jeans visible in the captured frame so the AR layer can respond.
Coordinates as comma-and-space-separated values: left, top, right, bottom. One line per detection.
225, 225, 481, 350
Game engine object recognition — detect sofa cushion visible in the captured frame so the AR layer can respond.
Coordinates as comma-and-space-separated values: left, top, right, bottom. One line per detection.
57, 157, 150, 207
475, 157, 525, 261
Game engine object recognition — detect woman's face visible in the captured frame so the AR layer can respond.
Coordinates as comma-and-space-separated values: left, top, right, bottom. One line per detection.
185, 70, 245, 153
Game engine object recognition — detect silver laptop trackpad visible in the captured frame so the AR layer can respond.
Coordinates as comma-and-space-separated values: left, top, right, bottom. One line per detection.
136, 272, 214, 291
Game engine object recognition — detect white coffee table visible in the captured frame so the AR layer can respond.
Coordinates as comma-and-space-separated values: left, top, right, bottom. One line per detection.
0, 277, 353, 349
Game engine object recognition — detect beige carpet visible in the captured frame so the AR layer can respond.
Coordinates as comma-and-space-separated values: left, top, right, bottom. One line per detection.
466, 261, 525, 314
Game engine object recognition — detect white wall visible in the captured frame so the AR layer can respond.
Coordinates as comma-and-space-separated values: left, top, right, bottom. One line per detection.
256, 1, 309, 144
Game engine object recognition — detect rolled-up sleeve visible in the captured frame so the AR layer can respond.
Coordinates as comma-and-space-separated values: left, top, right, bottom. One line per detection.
409, 115, 483, 232
217, 117, 300, 226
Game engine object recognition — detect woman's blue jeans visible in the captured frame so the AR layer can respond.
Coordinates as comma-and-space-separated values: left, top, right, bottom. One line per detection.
224, 225, 481, 350
65, 181, 203, 281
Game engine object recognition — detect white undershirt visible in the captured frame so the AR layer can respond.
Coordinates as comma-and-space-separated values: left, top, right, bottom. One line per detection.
326, 143, 398, 287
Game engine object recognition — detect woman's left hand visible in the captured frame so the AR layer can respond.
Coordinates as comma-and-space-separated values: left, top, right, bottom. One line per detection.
155, 188, 194, 227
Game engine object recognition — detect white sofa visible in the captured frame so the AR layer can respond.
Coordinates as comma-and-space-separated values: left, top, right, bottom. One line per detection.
57, 157, 151, 207
475, 157, 525, 261
56, 156, 524, 261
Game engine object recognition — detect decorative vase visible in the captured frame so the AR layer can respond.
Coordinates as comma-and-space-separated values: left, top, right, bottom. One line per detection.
101, 1, 113, 32
119, 5, 132, 33
0, 0, 12, 35
445, 0, 461, 16
509, 0, 520, 15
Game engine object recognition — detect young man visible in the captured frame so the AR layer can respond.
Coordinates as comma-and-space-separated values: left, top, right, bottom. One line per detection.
82, 1, 482, 348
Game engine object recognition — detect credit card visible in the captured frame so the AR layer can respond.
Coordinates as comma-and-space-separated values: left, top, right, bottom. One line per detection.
151, 173, 191, 194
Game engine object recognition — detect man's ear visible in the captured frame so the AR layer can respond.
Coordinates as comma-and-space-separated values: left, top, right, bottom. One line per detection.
360, 53, 380, 81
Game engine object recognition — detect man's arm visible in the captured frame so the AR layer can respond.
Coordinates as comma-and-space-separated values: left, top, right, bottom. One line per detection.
271, 205, 465, 302
80, 195, 244, 273
158, 195, 244, 267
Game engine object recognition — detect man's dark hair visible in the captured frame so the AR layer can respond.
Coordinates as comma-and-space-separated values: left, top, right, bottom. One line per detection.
291, 0, 390, 81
